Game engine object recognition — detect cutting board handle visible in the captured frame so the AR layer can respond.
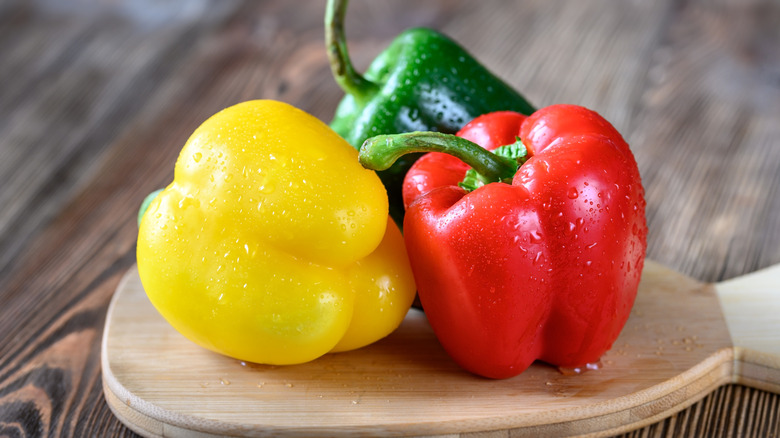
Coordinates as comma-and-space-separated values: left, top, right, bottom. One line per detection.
715, 263, 780, 392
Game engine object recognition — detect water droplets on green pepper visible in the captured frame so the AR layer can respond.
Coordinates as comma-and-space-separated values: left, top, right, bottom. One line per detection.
326, 0, 536, 227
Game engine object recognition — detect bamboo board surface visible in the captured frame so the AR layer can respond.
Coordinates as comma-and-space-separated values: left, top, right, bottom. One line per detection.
101, 260, 780, 437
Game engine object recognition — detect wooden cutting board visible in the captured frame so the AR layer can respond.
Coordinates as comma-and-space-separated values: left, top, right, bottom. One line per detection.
101, 260, 780, 437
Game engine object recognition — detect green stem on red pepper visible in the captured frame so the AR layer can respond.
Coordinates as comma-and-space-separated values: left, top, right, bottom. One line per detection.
360, 132, 524, 191
325, 0, 536, 227
376, 107, 647, 379
325, 0, 379, 103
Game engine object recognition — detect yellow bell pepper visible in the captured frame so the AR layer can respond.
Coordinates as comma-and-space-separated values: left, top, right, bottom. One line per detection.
137, 100, 416, 365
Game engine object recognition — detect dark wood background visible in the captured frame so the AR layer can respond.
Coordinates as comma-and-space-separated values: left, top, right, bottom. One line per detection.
1, 0, 779, 436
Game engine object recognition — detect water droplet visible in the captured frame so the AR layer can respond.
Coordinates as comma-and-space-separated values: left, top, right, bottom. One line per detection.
567, 187, 579, 199
192, 152, 202, 162
558, 360, 602, 375
259, 183, 275, 194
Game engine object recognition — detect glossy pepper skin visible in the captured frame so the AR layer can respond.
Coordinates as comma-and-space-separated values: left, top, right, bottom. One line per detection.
137, 100, 416, 365
326, 0, 536, 226
360, 105, 647, 378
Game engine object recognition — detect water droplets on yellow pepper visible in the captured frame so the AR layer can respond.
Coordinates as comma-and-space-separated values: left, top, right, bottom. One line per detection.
137, 100, 416, 365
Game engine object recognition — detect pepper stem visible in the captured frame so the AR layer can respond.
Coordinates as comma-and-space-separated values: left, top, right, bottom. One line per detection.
325, 0, 379, 103
360, 132, 519, 186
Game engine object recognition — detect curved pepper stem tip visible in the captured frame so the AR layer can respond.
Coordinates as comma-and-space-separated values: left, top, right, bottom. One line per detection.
325, 0, 379, 102
360, 132, 519, 188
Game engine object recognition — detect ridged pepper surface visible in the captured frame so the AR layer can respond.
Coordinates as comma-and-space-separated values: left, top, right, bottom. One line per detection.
360, 105, 647, 378
138, 100, 416, 365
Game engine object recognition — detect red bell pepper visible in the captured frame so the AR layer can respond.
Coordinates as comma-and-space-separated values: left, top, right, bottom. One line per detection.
359, 105, 647, 379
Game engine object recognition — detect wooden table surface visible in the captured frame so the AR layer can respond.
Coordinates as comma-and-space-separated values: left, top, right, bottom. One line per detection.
1, 0, 778, 436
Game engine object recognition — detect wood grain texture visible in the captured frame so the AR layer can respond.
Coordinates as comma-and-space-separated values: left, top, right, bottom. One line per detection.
100, 260, 779, 437
1, 0, 778, 436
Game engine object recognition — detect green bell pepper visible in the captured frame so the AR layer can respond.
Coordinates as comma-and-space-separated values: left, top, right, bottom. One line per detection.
326, 0, 536, 226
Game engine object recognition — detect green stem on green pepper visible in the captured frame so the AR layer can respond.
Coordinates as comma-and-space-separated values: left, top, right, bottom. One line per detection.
325, 0, 379, 103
